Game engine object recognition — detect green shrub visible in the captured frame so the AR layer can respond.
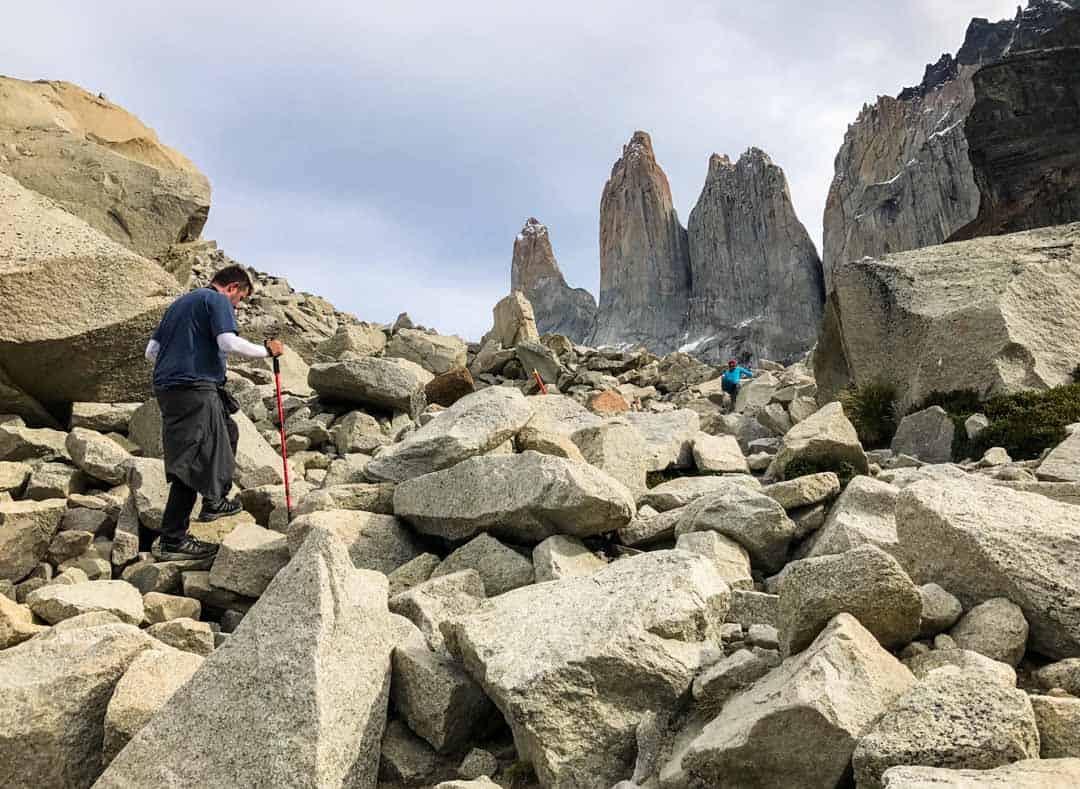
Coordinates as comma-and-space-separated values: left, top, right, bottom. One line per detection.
839, 382, 899, 449
971, 382, 1080, 460
1072, 364, 1080, 384
782, 457, 861, 488
909, 389, 983, 418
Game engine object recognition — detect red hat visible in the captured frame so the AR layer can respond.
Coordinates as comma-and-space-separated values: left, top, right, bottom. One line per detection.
728, 359, 737, 366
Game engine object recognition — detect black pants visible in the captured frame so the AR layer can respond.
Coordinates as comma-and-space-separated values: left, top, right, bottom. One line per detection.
160, 480, 200, 541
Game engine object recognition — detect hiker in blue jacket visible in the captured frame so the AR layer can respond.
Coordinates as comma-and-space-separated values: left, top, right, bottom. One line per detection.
721, 359, 753, 409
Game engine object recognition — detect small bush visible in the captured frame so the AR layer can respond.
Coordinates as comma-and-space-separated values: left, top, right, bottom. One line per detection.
971, 382, 1080, 460
840, 382, 899, 449
909, 389, 983, 418
1072, 364, 1080, 384
783, 457, 861, 488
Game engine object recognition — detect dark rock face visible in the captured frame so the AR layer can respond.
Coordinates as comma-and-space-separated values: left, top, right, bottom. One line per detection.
822, 0, 1079, 288
685, 150, 824, 365
510, 218, 597, 344
951, 11, 1080, 240
592, 131, 691, 352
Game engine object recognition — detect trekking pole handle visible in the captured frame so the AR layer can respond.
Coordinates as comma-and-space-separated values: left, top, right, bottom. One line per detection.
272, 356, 280, 374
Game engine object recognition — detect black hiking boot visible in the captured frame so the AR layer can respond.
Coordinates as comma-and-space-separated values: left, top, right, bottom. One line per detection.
197, 497, 243, 522
152, 535, 219, 561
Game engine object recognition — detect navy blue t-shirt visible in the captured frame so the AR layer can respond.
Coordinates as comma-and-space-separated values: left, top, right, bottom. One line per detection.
152, 288, 238, 390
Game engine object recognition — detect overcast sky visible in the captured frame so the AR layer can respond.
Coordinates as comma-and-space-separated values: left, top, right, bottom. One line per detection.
6, 1, 1020, 340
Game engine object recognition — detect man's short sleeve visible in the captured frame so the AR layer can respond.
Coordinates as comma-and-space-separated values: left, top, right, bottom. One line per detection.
206, 291, 239, 338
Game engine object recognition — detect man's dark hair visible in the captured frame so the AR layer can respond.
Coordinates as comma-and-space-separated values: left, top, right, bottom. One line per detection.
210, 265, 254, 293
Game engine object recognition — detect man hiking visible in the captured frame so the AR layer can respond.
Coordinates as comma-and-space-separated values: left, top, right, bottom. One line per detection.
144, 265, 284, 560
721, 358, 753, 411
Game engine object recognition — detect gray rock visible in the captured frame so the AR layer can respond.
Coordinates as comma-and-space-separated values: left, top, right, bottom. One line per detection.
0, 498, 66, 581
765, 401, 869, 481
208, 524, 290, 598
232, 411, 286, 489
896, 476, 1080, 659
386, 328, 467, 376
287, 509, 423, 575
692, 433, 749, 474
24, 461, 86, 499
391, 625, 496, 753
147, 617, 215, 657
95, 527, 396, 789
390, 570, 486, 654
103, 647, 204, 766
27, 580, 144, 625
964, 413, 990, 441
532, 535, 607, 582
515, 341, 564, 386
623, 410, 700, 471
918, 583, 963, 637
0, 622, 155, 789
308, 356, 433, 419
747, 623, 780, 650
671, 614, 915, 789
330, 410, 389, 455
617, 505, 683, 548
0, 593, 44, 648
1031, 695, 1080, 759
487, 289, 541, 348
675, 530, 753, 590
691, 647, 781, 709
905, 647, 1018, 688
673, 481, 797, 573
763, 472, 840, 510
879, 759, 1080, 787
0, 423, 70, 462
1036, 658, 1080, 695
126, 456, 168, 530
47, 529, 95, 565
591, 131, 691, 354
0, 460, 31, 495
852, 668, 1040, 789
179, 571, 255, 613
891, 406, 955, 464
801, 476, 900, 559
387, 553, 440, 597
639, 474, 759, 512
393, 451, 635, 543
1039, 428, 1080, 483
65, 427, 131, 485
293, 482, 396, 518
949, 598, 1029, 667
432, 533, 534, 597
443, 550, 731, 789
778, 545, 921, 656
378, 718, 438, 785
571, 419, 649, 494
142, 591, 201, 624
69, 402, 140, 434
367, 387, 532, 483
714, 412, 775, 454
726, 589, 779, 629
434, 779, 501, 789
317, 322, 387, 360
458, 747, 499, 780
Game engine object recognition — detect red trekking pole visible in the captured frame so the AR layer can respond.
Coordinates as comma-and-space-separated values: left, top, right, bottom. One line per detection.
272, 355, 292, 521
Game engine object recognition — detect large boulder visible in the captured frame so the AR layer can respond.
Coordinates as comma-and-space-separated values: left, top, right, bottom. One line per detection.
896, 476, 1080, 659
488, 290, 541, 348
386, 328, 468, 375
766, 402, 868, 480
66, 427, 132, 485
317, 322, 386, 360
0, 622, 155, 789
777, 545, 922, 655
308, 357, 433, 418
670, 614, 915, 789
233, 411, 286, 488
852, 668, 1040, 788
801, 476, 900, 559
393, 451, 635, 543
0, 421, 69, 461
27, 580, 145, 625
102, 646, 204, 765
891, 406, 955, 464
949, 598, 1029, 667
571, 419, 649, 494
0, 172, 184, 411
1039, 428, 1080, 483
0, 76, 210, 259
366, 387, 532, 483
1031, 694, 1080, 760
95, 527, 396, 788
0, 497, 66, 581
431, 533, 534, 597
443, 550, 731, 789
208, 523, 290, 598
287, 509, 423, 575
880, 759, 1080, 788
623, 410, 701, 471
640, 475, 759, 513
816, 222, 1080, 410
674, 481, 797, 574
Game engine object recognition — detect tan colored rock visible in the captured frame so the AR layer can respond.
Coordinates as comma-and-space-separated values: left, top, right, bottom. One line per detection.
571, 418, 648, 494
287, 509, 423, 575
766, 401, 868, 481
0, 497, 66, 582
103, 647, 204, 765
316, 322, 386, 360
0, 76, 210, 259
949, 598, 1028, 667
386, 328, 468, 376
0, 172, 185, 411
879, 758, 1080, 787
692, 433, 749, 474
27, 580, 144, 626
1031, 695, 1080, 758
0, 594, 45, 648
532, 535, 607, 582
488, 290, 540, 348
817, 223, 1080, 410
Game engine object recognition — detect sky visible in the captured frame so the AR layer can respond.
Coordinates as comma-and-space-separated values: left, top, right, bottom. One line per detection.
5, 1, 1021, 341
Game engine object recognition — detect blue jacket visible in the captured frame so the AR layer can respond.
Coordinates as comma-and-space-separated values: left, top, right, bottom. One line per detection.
721, 366, 753, 387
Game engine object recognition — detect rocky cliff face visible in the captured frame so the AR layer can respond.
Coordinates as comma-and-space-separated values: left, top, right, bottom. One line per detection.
510, 218, 597, 343
822, 0, 1079, 288
592, 131, 691, 351
0, 76, 211, 259
952, 10, 1080, 240
685, 149, 824, 365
